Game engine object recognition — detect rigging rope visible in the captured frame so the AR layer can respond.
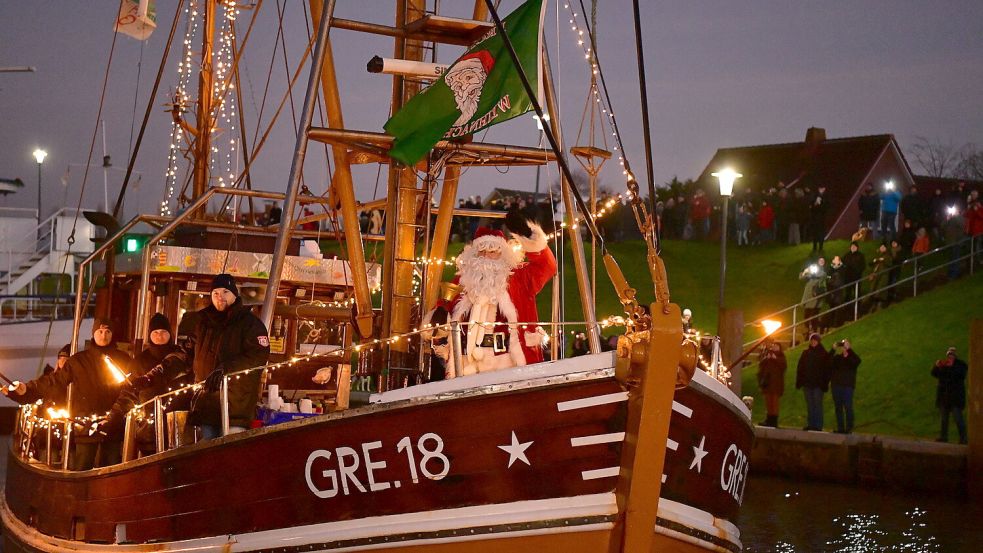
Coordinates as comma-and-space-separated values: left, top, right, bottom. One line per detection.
40, 0, 127, 369
127, 40, 145, 163
113, 0, 186, 218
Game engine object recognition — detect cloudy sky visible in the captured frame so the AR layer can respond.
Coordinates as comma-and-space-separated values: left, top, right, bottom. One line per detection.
1, 1, 981, 221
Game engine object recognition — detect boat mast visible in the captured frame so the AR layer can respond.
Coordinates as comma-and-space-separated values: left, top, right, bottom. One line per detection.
379, 0, 428, 379
258, 1, 337, 329
192, 0, 217, 218
307, 0, 375, 338
421, 0, 489, 313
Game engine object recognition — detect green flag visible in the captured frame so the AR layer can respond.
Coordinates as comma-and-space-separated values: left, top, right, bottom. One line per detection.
384, 0, 546, 166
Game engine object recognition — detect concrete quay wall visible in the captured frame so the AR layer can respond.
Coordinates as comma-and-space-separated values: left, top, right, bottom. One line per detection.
750, 426, 967, 496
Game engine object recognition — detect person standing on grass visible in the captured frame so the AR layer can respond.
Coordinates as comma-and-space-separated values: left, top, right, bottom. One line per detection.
757, 340, 786, 428
858, 183, 880, 239
829, 339, 861, 434
842, 241, 866, 306
809, 186, 829, 252
932, 347, 968, 444
799, 257, 827, 336
796, 332, 831, 431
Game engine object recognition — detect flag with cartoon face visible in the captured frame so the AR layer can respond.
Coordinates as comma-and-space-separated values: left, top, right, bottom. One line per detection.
383, 0, 545, 166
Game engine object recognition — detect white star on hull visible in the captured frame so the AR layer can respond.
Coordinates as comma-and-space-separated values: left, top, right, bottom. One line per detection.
690, 435, 708, 473
498, 431, 533, 468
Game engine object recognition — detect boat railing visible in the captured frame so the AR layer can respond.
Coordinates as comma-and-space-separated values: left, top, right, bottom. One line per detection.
741, 234, 981, 349
0, 294, 92, 324
12, 318, 634, 469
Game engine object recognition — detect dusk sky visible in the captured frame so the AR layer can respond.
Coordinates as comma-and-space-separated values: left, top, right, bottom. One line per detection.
1, 1, 981, 221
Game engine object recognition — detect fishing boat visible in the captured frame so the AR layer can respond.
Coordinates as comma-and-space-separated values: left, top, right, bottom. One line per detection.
2, 1, 753, 552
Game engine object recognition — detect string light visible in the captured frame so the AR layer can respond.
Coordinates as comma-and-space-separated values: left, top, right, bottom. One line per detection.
16, 316, 633, 437
560, 2, 656, 226
161, 0, 201, 216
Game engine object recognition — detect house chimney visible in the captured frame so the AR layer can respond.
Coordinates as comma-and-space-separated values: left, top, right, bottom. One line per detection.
805, 127, 827, 146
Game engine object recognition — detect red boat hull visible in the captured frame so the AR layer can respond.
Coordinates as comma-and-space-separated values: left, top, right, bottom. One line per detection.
3, 354, 752, 552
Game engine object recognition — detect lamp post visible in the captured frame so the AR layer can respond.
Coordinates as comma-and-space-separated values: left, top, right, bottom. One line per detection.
711, 168, 741, 330
33, 148, 47, 228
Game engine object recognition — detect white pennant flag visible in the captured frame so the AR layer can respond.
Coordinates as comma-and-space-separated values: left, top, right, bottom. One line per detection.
115, 0, 157, 41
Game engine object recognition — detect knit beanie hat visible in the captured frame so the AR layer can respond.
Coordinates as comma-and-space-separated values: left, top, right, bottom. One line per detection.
211, 273, 239, 297
94, 317, 113, 332
148, 313, 171, 333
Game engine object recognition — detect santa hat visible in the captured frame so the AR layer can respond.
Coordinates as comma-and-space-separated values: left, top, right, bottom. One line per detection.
472, 227, 508, 252
453, 50, 495, 75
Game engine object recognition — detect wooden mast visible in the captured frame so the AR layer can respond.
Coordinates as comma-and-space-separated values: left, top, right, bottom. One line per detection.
422, 0, 490, 313
380, 0, 428, 380
192, 0, 217, 218
309, 0, 375, 338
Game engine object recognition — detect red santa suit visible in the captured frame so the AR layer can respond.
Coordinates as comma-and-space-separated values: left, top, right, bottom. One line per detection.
439, 224, 556, 375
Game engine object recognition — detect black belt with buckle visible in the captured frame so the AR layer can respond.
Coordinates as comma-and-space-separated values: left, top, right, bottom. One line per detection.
478, 332, 508, 352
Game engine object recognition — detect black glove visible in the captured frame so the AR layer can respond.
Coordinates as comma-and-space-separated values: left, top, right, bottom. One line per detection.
204, 367, 225, 393
504, 209, 533, 238
430, 306, 449, 326
132, 364, 164, 390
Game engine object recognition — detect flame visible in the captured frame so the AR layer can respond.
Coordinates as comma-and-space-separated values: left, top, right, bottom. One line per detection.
46, 407, 70, 420
761, 319, 782, 335
104, 355, 128, 384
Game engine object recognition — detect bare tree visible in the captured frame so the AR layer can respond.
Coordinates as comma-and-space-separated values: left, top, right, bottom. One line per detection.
954, 144, 983, 181
908, 136, 967, 177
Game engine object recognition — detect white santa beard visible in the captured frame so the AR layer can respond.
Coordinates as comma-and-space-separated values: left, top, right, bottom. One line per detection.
453, 95, 480, 127
458, 255, 511, 303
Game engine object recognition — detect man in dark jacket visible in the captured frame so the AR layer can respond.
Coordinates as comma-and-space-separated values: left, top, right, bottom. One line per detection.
809, 186, 829, 252
858, 183, 880, 239
4, 319, 131, 470
104, 313, 192, 452
899, 185, 928, 229
757, 340, 787, 428
795, 333, 831, 431
841, 241, 866, 307
932, 347, 968, 444
180, 274, 270, 440
829, 339, 861, 434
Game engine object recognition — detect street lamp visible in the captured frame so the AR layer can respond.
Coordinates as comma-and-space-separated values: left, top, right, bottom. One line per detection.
33, 148, 47, 228
711, 168, 741, 324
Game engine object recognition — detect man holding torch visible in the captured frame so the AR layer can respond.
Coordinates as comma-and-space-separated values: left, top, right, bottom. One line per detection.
2, 318, 132, 470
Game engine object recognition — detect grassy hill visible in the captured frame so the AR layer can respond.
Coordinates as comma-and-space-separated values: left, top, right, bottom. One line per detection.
740, 271, 983, 438
354, 236, 891, 340
541, 237, 885, 339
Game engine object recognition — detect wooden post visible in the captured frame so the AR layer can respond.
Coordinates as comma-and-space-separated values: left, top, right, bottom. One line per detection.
969, 319, 982, 499
719, 308, 744, 395
611, 303, 682, 552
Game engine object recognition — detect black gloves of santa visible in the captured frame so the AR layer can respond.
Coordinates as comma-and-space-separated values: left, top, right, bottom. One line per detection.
504, 208, 533, 238
204, 366, 226, 393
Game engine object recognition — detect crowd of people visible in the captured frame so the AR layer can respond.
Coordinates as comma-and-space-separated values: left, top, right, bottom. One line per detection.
755, 334, 967, 444
3, 274, 271, 470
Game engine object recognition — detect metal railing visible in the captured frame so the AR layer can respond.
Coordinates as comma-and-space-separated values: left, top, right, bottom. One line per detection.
2, 208, 88, 289
744, 235, 980, 348
0, 294, 92, 324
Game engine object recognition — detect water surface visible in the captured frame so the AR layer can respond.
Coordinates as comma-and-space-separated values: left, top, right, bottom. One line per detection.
740, 475, 982, 552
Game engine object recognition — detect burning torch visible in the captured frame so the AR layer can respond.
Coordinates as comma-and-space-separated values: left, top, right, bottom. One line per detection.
731, 319, 784, 368
104, 355, 130, 384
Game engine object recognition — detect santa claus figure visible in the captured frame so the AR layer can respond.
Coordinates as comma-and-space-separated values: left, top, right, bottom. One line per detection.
430, 212, 557, 376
